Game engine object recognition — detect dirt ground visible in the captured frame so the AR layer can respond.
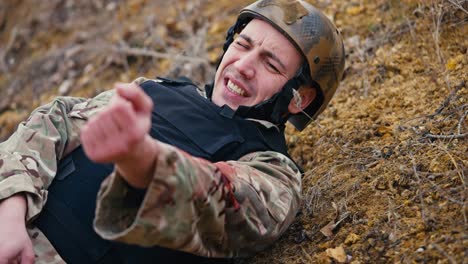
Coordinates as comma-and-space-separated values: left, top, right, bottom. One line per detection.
0, 0, 466, 263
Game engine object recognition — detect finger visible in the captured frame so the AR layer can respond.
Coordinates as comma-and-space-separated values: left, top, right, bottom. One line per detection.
0, 251, 22, 264
20, 249, 34, 264
108, 99, 139, 138
83, 118, 119, 162
0, 257, 14, 264
81, 115, 109, 159
92, 110, 121, 141
20, 232, 35, 264
115, 83, 153, 114
85, 117, 108, 144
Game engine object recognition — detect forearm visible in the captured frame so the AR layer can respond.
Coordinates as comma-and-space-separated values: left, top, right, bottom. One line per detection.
0, 98, 82, 220
0, 91, 113, 221
0, 193, 27, 222
94, 144, 302, 257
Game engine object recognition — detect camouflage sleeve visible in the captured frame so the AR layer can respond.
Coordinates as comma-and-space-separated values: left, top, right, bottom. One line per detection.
94, 142, 302, 258
0, 91, 114, 221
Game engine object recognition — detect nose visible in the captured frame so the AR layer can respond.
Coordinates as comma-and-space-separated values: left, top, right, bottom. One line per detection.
234, 51, 256, 79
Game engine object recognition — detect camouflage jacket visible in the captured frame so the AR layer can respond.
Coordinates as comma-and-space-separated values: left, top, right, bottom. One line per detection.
0, 78, 302, 262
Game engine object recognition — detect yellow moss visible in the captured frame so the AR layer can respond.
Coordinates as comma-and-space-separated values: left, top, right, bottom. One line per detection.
344, 233, 361, 245
346, 6, 366, 16
446, 58, 457, 71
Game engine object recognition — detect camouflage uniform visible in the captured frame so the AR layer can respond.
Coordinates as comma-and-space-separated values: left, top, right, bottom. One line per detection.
0, 79, 302, 262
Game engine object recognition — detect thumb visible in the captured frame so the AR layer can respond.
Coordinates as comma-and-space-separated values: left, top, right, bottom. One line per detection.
115, 83, 153, 114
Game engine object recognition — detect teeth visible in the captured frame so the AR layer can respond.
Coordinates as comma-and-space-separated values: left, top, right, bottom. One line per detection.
227, 80, 246, 96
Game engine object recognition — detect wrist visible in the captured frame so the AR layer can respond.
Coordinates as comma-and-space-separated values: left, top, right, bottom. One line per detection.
115, 135, 159, 188
0, 193, 27, 222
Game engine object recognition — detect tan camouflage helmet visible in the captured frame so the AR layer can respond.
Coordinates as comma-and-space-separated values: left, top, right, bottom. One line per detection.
237, 0, 346, 130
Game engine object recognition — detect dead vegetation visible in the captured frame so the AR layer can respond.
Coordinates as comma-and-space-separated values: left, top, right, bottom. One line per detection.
0, 0, 466, 263
270, 1, 467, 263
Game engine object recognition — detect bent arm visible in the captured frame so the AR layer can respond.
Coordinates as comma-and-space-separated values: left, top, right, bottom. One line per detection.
94, 142, 301, 258
0, 92, 112, 221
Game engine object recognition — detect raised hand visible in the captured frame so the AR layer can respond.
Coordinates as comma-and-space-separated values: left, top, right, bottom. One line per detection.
81, 82, 154, 164
81, 82, 159, 188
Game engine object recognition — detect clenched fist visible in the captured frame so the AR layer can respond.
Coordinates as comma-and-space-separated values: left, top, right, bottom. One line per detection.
81, 82, 159, 188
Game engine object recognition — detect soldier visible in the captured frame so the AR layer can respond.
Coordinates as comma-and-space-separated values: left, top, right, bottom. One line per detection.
0, 0, 345, 263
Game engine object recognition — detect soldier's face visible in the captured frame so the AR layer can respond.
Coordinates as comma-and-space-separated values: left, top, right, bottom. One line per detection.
212, 19, 302, 110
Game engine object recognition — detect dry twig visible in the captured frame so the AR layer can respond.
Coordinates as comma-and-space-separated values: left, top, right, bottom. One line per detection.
300, 246, 314, 263
430, 243, 457, 264
430, 80, 464, 117
458, 109, 467, 135
415, 141, 467, 224
0, 26, 19, 74
409, 151, 428, 225
447, 0, 468, 15
431, 0, 445, 64
425, 133, 468, 139
107, 45, 210, 65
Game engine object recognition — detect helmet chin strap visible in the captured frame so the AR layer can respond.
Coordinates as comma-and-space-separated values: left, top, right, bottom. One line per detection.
204, 78, 300, 125
234, 77, 301, 124
206, 73, 316, 126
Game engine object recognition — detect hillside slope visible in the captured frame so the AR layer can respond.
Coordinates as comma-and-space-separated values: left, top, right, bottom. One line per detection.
0, 0, 466, 263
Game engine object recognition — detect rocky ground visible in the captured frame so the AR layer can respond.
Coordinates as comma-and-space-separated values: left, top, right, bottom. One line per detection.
0, 0, 466, 263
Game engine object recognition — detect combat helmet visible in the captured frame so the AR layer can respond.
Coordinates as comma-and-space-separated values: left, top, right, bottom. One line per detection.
223, 0, 345, 130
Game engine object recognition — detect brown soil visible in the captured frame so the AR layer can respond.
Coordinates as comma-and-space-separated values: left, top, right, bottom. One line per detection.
0, 0, 466, 263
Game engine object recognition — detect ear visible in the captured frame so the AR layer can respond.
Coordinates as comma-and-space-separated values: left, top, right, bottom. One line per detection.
288, 87, 317, 114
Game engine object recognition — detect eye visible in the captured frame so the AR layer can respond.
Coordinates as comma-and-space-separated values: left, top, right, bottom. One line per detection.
267, 62, 280, 73
235, 40, 249, 49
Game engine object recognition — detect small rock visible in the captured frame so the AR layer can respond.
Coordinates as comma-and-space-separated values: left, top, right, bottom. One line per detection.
375, 177, 388, 190
106, 2, 117, 11
58, 79, 73, 95
320, 221, 336, 238
326, 246, 347, 263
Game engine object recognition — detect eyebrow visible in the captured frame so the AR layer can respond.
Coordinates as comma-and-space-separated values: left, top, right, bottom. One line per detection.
238, 34, 287, 71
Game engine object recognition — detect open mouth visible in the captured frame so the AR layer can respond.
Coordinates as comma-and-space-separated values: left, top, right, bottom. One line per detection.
226, 79, 247, 97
